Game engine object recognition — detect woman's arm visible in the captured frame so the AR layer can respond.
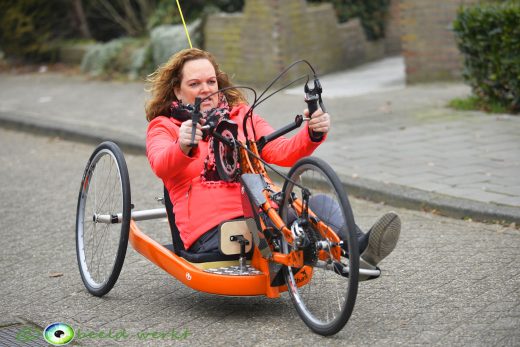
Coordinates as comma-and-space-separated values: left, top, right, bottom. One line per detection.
146, 117, 200, 180
252, 108, 329, 167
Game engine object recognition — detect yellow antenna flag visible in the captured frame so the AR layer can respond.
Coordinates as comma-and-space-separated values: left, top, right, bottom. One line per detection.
176, 0, 193, 48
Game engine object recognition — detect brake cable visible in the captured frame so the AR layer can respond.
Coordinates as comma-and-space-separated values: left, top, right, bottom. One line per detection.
234, 140, 310, 197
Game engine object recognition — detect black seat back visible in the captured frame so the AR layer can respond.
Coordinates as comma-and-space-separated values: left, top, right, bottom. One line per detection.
163, 186, 185, 255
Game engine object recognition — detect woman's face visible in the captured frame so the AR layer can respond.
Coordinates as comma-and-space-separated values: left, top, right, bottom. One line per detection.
174, 58, 219, 112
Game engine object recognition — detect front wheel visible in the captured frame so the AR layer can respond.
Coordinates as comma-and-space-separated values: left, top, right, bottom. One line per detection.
280, 157, 359, 336
75, 141, 131, 297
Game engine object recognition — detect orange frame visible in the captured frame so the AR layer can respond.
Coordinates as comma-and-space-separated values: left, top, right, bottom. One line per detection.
129, 220, 316, 298
128, 138, 341, 298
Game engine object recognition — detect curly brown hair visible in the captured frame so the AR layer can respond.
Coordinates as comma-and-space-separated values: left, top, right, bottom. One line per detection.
145, 48, 247, 122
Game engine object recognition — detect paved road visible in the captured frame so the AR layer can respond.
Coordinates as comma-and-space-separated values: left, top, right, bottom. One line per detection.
1, 128, 519, 346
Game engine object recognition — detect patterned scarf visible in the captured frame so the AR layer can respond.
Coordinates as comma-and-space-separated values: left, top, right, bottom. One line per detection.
170, 95, 238, 185
169, 93, 229, 123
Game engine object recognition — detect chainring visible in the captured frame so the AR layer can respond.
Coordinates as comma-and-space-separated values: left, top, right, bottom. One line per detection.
213, 120, 240, 182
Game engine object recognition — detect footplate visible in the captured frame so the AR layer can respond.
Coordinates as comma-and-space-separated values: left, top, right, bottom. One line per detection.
204, 265, 263, 276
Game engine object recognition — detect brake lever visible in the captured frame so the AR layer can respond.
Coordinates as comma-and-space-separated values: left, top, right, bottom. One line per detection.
304, 77, 326, 138
304, 88, 319, 117
304, 77, 325, 115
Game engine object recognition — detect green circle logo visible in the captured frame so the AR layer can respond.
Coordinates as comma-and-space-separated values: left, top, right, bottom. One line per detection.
43, 323, 75, 345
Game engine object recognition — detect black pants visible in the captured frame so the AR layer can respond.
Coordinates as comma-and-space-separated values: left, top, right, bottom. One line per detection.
189, 226, 221, 253
189, 194, 368, 254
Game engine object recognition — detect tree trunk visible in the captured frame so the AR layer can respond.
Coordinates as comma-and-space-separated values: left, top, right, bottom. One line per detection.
72, 0, 92, 39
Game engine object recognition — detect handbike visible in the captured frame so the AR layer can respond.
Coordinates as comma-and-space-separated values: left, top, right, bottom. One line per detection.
75, 61, 381, 336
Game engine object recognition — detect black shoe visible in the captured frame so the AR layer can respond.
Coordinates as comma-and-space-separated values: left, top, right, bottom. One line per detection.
360, 212, 401, 268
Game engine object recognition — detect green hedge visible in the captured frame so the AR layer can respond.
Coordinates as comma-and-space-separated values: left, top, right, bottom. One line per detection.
453, 1, 520, 113
308, 0, 390, 40
0, 0, 70, 61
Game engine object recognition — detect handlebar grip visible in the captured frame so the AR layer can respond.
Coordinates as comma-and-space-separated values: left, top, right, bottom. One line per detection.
189, 113, 202, 147
257, 115, 303, 151
304, 78, 325, 138
189, 123, 198, 147
305, 93, 323, 137
305, 94, 319, 116
189, 97, 202, 147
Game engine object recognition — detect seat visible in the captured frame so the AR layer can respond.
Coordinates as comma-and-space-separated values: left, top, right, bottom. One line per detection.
163, 186, 248, 263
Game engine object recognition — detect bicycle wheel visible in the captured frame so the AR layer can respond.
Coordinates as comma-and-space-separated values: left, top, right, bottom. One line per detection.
76, 141, 131, 297
279, 157, 359, 336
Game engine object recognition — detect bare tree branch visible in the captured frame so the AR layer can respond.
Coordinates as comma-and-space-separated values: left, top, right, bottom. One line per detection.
121, 0, 144, 34
96, 0, 138, 36
136, 0, 155, 28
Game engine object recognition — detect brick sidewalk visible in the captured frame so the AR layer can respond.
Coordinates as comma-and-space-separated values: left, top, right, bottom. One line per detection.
0, 59, 519, 223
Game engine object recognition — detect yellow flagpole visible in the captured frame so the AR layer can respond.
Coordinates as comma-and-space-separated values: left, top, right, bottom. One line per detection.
176, 0, 193, 48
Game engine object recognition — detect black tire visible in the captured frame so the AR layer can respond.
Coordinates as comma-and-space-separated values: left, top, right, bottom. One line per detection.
75, 141, 131, 297
280, 157, 359, 336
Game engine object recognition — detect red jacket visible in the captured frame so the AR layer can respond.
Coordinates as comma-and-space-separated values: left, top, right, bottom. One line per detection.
146, 104, 325, 249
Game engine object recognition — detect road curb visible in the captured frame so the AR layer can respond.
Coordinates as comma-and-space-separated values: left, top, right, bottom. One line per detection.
1, 112, 518, 225
0, 111, 145, 155
337, 174, 520, 225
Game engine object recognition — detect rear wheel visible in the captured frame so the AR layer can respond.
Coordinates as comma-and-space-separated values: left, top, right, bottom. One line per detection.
280, 157, 359, 336
76, 141, 131, 297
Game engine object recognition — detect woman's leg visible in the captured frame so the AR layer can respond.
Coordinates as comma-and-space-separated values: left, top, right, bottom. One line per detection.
189, 225, 220, 253
307, 194, 399, 268
307, 194, 368, 252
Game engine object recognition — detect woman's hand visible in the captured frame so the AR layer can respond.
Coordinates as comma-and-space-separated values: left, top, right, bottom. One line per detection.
306, 108, 330, 134
179, 119, 203, 155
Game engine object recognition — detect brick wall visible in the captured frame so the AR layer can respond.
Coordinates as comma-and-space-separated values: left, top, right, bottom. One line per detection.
385, 0, 402, 55
400, 0, 477, 84
206, 0, 341, 85
205, 0, 396, 86
339, 19, 366, 68
206, 0, 477, 85
204, 0, 400, 86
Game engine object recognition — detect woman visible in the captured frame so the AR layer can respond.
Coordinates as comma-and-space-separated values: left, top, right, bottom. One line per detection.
145, 48, 399, 271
